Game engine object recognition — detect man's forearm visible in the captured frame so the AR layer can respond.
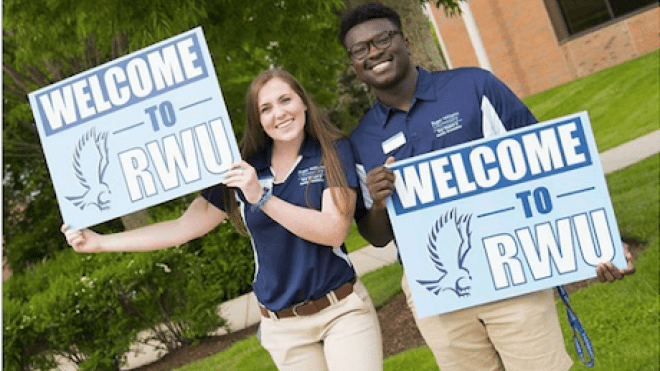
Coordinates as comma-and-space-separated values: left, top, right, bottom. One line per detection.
356, 208, 394, 247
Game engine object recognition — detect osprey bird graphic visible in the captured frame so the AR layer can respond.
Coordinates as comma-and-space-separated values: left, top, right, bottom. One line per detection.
417, 208, 473, 297
65, 128, 111, 210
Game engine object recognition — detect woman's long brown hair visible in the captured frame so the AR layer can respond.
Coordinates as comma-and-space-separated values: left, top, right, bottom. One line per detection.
224, 68, 352, 234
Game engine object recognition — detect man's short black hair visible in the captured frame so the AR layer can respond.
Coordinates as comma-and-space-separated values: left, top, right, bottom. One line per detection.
338, 2, 402, 47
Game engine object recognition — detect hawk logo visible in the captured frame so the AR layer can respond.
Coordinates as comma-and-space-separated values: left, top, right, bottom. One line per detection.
65, 127, 112, 210
417, 208, 473, 297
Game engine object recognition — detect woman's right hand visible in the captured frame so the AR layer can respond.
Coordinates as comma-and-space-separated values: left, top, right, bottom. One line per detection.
61, 224, 102, 253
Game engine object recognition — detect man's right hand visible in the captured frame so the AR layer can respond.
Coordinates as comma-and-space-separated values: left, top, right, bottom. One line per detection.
366, 156, 396, 210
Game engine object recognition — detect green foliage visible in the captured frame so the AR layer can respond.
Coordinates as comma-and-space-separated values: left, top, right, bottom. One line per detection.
2, 0, 346, 271
421, 0, 464, 16
2, 297, 57, 370
3, 250, 138, 370
3, 213, 254, 370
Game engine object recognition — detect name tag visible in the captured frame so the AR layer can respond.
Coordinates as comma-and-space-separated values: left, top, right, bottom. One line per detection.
382, 132, 406, 154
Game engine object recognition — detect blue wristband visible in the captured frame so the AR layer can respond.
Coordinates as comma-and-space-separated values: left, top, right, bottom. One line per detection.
251, 186, 272, 211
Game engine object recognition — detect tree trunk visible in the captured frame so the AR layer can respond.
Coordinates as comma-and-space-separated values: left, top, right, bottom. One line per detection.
342, 0, 447, 71
120, 209, 150, 231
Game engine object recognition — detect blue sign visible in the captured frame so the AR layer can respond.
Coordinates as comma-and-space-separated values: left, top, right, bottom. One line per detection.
28, 27, 240, 229
386, 112, 626, 318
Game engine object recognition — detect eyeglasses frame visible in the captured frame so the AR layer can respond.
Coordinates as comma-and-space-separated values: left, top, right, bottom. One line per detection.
347, 30, 403, 61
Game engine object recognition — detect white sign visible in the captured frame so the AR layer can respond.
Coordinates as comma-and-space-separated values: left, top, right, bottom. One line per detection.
29, 27, 240, 229
386, 112, 626, 318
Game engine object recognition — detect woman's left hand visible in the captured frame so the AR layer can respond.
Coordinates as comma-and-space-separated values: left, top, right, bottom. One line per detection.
222, 161, 263, 204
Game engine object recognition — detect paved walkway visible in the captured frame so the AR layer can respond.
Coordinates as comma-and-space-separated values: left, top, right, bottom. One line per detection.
57, 130, 660, 370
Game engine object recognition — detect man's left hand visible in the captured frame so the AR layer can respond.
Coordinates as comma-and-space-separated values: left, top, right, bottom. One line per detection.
596, 242, 636, 282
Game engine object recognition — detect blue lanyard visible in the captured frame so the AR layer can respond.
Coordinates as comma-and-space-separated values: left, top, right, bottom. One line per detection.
557, 285, 595, 368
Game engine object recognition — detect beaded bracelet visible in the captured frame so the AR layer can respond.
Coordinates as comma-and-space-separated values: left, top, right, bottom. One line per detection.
250, 186, 273, 212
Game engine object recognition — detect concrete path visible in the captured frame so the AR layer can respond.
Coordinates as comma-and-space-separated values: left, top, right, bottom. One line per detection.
56, 130, 660, 370
599, 130, 660, 174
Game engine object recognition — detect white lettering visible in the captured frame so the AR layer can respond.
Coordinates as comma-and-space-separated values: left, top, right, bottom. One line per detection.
36, 35, 205, 132
119, 149, 157, 201
470, 146, 499, 188
106, 67, 130, 106
392, 122, 590, 210
429, 157, 457, 199
126, 58, 153, 98
393, 163, 435, 208
71, 80, 95, 119
557, 122, 586, 165
39, 85, 77, 130
522, 128, 565, 175
497, 139, 527, 181
147, 45, 185, 90
177, 38, 203, 79
87, 75, 112, 113
450, 153, 477, 193
483, 234, 527, 289
195, 118, 233, 174
575, 210, 615, 265
147, 130, 200, 191
516, 219, 577, 280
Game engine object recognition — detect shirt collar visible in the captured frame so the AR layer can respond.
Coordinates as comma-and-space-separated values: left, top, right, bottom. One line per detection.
371, 67, 437, 127
248, 135, 320, 171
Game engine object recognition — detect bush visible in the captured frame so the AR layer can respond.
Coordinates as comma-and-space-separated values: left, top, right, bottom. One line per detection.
3, 202, 255, 370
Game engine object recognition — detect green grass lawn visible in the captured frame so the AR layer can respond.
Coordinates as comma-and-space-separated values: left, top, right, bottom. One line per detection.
523, 49, 658, 152
345, 221, 370, 252
173, 52, 659, 371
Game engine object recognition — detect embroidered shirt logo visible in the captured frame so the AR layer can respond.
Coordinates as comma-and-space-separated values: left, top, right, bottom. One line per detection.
298, 166, 325, 186
431, 112, 463, 138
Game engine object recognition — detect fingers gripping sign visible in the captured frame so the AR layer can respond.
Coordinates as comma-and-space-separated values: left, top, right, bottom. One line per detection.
596, 243, 636, 282
366, 156, 396, 210
223, 161, 263, 204
61, 224, 102, 253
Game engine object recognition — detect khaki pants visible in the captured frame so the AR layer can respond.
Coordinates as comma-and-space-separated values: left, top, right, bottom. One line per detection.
259, 279, 383, 371
402, 274, 573, 371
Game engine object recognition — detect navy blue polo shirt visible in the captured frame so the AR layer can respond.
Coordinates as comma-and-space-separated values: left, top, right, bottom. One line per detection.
349, 67, 537, 217
201, 137, 357, 312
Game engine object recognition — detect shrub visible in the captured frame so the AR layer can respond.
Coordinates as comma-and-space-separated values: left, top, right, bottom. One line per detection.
3, 201, 255, 370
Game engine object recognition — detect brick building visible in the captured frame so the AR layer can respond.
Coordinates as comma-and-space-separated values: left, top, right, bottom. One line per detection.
426, 0, 659, 97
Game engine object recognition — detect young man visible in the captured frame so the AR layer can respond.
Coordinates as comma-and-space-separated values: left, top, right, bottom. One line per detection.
338, 3, 634, 371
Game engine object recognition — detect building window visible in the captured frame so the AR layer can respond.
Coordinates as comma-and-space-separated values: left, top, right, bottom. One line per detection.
545, 0, 657, 40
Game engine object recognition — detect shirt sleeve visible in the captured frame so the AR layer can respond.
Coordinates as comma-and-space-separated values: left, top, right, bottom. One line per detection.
335, 138, 359, 190
200, 184, 228, 212
481, 71, 537, 138
346, 138, 370, 222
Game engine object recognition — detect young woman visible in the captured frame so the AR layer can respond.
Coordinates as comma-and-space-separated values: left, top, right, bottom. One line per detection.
61, 68, 383, 371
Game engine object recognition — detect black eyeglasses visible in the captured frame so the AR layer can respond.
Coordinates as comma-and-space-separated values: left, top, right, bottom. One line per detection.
348, 30, 402, 60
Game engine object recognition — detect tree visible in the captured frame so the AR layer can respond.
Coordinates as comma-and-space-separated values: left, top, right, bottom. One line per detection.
2, 0, 346, 271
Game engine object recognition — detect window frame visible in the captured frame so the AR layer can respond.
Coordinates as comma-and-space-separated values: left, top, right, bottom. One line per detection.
544, 0, 658, 42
